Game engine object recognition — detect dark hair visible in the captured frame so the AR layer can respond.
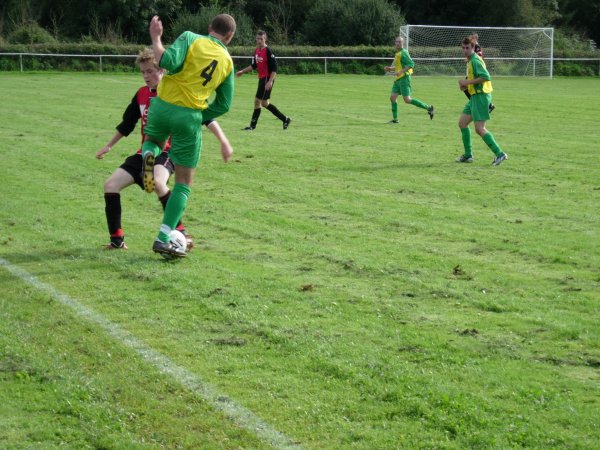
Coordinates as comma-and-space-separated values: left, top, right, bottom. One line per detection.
257, 30, 267, 37
210, 14, 236, 35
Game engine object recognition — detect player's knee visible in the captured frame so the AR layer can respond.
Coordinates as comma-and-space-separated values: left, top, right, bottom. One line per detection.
403, 96, 412, 104
260, 100, 269, 108
104, 179, 121, 193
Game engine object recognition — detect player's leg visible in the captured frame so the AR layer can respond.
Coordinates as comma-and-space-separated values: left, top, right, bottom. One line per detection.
475, 120, 507, 165
260, 80, 290, 128
244, 97, 261, 130
154, 153, 192, 248
400, 76, 433, 118
103, 162, 136, 249
153, 153, 172, 198
152, 107, 202, 257
471, 94, 507, 165
389, 81, 400, 123
457, 112, 474, 162
141, 97, 170, 192
405, 94, 430, 111
244, 79, 267, 130
153, 165, 193, 257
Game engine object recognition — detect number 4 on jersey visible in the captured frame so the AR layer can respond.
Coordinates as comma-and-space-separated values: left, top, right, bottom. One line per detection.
200, 60, 218, 86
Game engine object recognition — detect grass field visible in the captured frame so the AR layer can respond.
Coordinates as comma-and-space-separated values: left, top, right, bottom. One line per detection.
1, 72, 599, 449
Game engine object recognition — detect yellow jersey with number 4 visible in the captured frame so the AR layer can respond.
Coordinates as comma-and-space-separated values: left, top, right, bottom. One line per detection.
158, 31, 234, 110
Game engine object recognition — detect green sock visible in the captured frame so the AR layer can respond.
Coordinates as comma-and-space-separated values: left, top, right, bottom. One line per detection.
461, 128, 472, 157
410, 98, 429, 110
142, 140, 160, 159
157, 183, 191, 242
391, 102, 398, 120
482, 132, 503, 157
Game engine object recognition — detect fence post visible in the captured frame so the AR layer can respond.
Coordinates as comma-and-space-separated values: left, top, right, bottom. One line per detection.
99, 56, 103, 73
325, 57, 327, 74
20, 54, 23, 72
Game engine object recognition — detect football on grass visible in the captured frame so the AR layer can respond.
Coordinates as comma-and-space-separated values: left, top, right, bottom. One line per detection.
169, 229, 188, 252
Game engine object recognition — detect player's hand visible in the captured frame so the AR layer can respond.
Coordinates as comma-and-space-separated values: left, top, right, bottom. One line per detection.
96, 146, 110, 159
266, 80, 273, 90
235, 70, 243, 78
149, 15, 163, 40
458, 79, 468, 90
221, 141, 233, 163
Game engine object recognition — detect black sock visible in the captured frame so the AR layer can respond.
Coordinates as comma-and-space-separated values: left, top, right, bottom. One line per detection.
266, 103, 286, 122
250, 108, 261, 128
105, 193, 123, 243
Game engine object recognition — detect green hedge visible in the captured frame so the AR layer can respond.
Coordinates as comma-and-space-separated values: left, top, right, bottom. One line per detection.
1, 43, 598, 75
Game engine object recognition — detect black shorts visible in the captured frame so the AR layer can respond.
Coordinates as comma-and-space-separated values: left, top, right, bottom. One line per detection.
119, 152, 174, 190
255, 77, 274, 100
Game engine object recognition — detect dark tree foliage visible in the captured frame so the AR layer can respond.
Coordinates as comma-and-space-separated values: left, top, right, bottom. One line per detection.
556, 0, 600, 45
394, 0, 560, 27
0, 0, 598, 47
302, 0, 404, 45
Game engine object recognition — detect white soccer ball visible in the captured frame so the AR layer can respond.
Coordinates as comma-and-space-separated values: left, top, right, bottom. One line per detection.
169, 229, 188, 252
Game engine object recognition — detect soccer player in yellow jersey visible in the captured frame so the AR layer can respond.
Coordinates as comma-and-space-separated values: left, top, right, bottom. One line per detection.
456, 35, 508, 166
141, 14, 236, 258
384, 36, 434, 123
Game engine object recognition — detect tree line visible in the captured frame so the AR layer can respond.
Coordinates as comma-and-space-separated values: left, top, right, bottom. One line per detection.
1, 0, 598, 49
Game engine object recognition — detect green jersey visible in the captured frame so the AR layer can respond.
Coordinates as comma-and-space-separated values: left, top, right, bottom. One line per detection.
394, 48, 414, 79
466, 53, 492, 95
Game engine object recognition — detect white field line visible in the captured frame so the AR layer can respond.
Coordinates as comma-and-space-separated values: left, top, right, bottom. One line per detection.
0, 257, 301, 450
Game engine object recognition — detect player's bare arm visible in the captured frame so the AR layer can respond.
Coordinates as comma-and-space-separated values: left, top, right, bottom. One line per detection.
149, 16, 166, 63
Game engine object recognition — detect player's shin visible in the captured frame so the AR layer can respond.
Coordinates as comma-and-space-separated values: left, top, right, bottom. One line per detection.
461, 127, 473, 157
482, 132, 503, 156
158, 183, 190, 242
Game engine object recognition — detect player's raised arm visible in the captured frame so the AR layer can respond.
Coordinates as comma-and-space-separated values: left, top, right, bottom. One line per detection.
149, 16, 166, 64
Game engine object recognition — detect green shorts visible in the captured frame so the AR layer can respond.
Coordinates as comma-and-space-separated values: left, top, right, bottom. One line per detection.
462, 93, 492, 122
144, 96, 204, 168
391, 76, 412, 97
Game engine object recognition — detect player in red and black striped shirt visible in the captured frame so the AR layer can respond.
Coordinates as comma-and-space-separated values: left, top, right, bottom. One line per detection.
236, 30, 291, 130
96, 48, 232, 250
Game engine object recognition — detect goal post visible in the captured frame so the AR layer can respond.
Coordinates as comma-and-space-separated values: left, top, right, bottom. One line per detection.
399, 25, 554, 78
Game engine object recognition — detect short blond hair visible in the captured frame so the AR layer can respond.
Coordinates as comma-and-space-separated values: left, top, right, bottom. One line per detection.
135, 47, 158, 68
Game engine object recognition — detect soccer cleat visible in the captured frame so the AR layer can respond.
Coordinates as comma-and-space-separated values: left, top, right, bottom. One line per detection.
242, 126, 255, 131
492, 152, 508, 166
104, 241, 128, 250
489, 103, 496, 113
455, 155, 474, 163
428, 105, 435, 120
152, 239, 187, 259
387, 119, 399, 124
283, 117, 292, 130
142, 152, 155, 193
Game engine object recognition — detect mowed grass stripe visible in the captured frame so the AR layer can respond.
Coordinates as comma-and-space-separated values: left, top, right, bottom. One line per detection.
0, 257, 301, 449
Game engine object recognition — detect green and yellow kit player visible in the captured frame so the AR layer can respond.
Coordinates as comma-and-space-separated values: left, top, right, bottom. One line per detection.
456, 35, 508, 166
141, 14, 236, 258
384, 36, 434, 123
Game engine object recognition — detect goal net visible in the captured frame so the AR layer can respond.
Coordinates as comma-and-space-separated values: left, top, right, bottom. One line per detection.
399, 25, 554, 78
